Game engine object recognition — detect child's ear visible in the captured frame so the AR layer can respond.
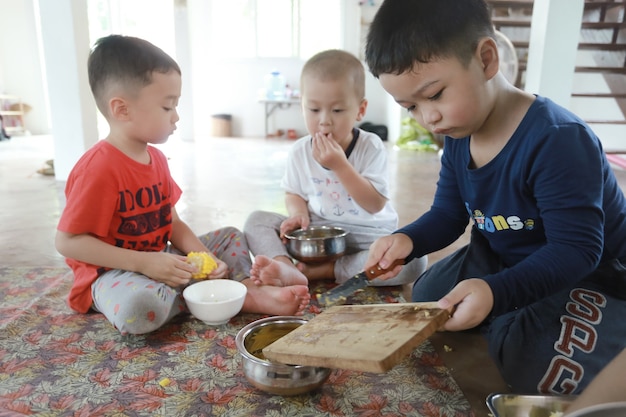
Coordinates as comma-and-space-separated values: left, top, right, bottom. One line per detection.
477, 37, 500, 80
109, 97, 130, 121
356, 98, 368, 122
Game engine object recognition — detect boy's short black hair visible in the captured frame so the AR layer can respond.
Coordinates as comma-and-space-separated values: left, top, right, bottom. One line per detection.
88, 35, 180, 115
365, 0, 495, 77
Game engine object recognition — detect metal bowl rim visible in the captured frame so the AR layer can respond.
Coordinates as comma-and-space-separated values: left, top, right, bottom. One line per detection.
235, 316, 325, 370
284, 226, 348, 240
567, 402, 626, 417
486, 393, 578, 416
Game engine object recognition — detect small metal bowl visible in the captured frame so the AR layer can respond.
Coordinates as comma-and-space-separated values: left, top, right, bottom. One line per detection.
235, 316, 331, 395
285, 226, 348, 263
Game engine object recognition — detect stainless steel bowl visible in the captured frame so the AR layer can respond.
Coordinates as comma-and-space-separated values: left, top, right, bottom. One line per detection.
486, 393, 576, 417
568, 402, 626, 417
284, 226, 348, 263
235, 316, 331, 395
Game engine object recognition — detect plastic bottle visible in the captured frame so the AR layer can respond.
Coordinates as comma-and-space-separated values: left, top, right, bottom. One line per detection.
265, 70, 285, 100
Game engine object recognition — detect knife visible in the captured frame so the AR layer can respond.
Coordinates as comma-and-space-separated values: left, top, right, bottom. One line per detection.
316, 259, 405, 307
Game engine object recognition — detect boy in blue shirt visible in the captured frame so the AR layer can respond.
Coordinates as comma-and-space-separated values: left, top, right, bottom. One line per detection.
364, 0, 626, 394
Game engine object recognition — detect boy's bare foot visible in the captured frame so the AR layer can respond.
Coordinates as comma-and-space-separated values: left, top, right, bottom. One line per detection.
242, 280, 310, 315
250, 255, 308, 286
296, 261, 335, 281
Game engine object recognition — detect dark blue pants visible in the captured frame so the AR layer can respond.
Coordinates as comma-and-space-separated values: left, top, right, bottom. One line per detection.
412, 228, 626, 394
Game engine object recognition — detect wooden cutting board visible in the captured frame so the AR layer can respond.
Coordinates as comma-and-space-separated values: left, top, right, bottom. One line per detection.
262, 302, 450, 373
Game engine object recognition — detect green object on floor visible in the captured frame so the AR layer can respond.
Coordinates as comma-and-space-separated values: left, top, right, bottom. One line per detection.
396, 117, 439, 152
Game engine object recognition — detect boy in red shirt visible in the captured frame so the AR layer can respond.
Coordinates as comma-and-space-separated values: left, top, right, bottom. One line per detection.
56, 35, 309, 335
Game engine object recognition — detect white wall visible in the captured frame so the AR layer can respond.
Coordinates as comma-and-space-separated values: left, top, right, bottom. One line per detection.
0, 0, 50, 134
0, 0, 398, 140
0, 0, 600, 146
185, 0, 393, 139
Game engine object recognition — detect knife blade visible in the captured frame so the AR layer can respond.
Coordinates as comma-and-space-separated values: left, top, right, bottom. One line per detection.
316, 259, 405, 307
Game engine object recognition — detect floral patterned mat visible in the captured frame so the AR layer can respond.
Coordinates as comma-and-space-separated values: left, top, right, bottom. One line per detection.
0, 267, 473, 416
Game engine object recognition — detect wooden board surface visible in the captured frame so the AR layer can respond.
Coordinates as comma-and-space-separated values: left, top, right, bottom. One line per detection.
262, 302, 450, 373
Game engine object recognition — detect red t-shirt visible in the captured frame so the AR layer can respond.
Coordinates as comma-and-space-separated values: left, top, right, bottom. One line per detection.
57, 140, 182, 313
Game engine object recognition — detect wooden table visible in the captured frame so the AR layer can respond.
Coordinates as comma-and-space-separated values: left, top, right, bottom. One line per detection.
259, 97, 300, 137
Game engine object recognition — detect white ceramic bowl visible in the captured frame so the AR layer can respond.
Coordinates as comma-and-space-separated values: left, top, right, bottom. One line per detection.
183, 279, 247, 325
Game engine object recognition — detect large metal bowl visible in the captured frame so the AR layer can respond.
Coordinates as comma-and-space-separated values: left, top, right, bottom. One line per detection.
284, 226, 348, 263
235, 316, 331, 395
486, 393, 576, 417
567, 402, 626, 417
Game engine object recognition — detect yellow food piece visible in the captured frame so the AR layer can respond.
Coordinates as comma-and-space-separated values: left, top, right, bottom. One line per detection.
187, 251, 218, 279
529, 406, 564, 417
159, 378, 171, 387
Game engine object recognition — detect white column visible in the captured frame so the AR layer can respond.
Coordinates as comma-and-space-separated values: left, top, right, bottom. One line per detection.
524, 0, 585, 109
37, 0, 98, 181
174, 0, 194, 142
186, 0, 213, 137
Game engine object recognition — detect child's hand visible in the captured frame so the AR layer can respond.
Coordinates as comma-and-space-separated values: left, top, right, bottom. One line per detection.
280, 215, 310, 239
140, 252, 195, 287
206, 258, 229, 279
187, 252, 228, 280
438, 278, 494, 331
365, 233, 413, 280
311, 132, 347, 170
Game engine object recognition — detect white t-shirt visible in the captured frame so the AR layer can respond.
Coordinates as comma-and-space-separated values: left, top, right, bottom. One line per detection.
281, 129, 398, 232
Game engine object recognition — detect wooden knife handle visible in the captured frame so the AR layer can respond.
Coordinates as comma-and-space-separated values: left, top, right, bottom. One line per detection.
364, 259, 405, 280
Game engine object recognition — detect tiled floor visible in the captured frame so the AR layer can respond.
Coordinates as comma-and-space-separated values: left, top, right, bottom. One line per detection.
3, 133, 626, 414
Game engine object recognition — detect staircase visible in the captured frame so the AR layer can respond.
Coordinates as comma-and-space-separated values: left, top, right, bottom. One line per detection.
487, 0, 626, 150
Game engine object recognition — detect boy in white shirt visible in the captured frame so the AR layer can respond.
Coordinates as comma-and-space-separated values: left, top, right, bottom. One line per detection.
244, 49, 427, 287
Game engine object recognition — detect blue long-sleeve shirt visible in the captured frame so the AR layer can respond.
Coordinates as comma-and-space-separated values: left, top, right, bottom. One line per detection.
399, 96, 626, 316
